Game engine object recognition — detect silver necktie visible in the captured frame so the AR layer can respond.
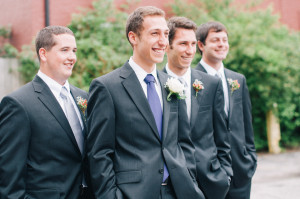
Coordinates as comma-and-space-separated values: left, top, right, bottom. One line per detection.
60, 87, 84, 154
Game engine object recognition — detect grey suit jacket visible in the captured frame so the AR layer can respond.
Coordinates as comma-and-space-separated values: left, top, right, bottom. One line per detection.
163, 68, 232, 199
0, 75, 90, 199
196, 63, 257, 187
87, 61, 205, 199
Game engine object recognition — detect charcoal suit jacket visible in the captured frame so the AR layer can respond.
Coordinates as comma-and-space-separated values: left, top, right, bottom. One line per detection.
0, 75, 90, 199
196, 63, 257, 188
87, 61, 205, 199
163, 68, 233, 199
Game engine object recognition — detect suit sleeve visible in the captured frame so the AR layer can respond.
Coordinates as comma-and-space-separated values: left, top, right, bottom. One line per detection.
0, 96, 31, 198
177, 99, 197, 178
242, 77, 257, 163
86, 79, 122, 199
213, 80, 233, 176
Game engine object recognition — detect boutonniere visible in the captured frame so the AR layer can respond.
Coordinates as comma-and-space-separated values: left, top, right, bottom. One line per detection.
164, 77, 186, 101
76, 96, 87, 114
192, 79, 204, 97
227, 78, 240, 94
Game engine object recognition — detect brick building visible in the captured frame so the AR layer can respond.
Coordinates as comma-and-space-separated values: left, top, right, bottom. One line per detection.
0, 0, 299, 50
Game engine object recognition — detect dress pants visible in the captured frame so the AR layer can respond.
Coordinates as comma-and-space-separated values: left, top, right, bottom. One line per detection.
225, 179, 252, 199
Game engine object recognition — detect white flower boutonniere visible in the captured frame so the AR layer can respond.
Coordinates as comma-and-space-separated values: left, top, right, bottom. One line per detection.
192, 79, 204, 97
227, 78, 240, 94
76, 96, 87, 114
164, 77, 186, 101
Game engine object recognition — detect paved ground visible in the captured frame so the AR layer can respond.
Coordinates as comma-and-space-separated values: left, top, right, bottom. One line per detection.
251, 150, 300, 199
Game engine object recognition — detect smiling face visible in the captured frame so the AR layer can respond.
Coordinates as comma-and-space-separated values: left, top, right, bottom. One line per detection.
167, 28, 196, 75
129, 15, 169, 73
39, 34, 77, 85
198, 30, 229, 67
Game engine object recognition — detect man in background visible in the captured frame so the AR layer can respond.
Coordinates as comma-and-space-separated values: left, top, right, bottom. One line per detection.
196, 21, 257, 199
164, 16, 232, 199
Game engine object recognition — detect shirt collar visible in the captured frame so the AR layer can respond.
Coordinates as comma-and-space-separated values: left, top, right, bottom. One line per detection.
129, 57, 159, 84
200, 59, 225, 78
37, 70, 70, 97
165, 63, 191, 85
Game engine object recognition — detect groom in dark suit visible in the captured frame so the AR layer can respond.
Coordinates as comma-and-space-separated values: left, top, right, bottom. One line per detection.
164, 16, 232, 199
87, 6, 204, 199
0, 26, 92, 199
195, 21, 257, 199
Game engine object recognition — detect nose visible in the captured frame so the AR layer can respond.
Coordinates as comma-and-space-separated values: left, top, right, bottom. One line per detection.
186, 44, 195, 55
68, 51, 77, 62
158, 33, 168, 46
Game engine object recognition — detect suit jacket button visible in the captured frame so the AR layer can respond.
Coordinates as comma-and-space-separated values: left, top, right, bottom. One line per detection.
228, 128, 231, 131
159, 168, 164, 174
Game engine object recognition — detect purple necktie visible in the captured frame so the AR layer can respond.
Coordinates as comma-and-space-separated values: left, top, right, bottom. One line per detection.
144, 74, 169, 182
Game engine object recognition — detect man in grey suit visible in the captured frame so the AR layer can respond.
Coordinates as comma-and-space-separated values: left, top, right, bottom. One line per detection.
87, 6, 204, 199
195, 21, 257, 199
0, 26, 92, 198
164, 16, 232, 199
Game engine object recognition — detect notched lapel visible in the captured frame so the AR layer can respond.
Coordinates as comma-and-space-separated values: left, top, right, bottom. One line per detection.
190, 71, 204, 128
121, 63, 161, 141
224, 69, 233, 121
157, 71, 172, 143
32, 76, 82, 154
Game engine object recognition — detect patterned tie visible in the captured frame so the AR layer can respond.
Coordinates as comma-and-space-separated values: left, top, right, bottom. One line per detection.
215, 72, 229, 116
60, 86, 84, 154
144, 74, 169, 182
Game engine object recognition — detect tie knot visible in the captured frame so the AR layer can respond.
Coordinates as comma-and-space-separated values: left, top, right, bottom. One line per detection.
144, 74, 155, 84
178, 77, 188, 88
60, 86, 69, 99
215, 72, 222, 79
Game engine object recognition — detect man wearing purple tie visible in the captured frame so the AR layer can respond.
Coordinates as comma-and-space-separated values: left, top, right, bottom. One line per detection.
87, 6, 205, 199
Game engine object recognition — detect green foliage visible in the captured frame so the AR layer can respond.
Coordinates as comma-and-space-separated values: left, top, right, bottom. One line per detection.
68, 0, 131, 91
18, 45, 39, 82
170, 0, 300, 150
0, 25, 18, 58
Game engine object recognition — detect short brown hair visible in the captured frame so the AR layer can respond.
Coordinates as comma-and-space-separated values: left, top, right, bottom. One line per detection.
196, 21, 228, 55
167, 16, 197, 46
35, 26, 74, 60
126, 6, 165, 46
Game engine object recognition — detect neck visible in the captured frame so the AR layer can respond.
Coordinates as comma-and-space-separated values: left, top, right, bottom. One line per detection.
132, 54, 155, 74
168, 63, 188, 77
202, 57, 222, 71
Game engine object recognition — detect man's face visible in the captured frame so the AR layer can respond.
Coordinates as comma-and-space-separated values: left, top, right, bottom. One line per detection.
167, 28, 197, 71
42, 34, 77, 85
199, 30, 229, 63
132, 15, 169, 69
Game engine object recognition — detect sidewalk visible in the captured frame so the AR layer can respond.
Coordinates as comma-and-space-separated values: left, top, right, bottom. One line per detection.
251, 150, 300, 199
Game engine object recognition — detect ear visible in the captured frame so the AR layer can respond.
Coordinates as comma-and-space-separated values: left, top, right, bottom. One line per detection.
197, 41, 205, 52
128, 31, 138, 46
39, 48, 47, 62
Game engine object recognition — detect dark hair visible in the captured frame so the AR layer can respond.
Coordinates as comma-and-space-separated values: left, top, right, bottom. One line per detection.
126, 6, 165, 46
167, 16, 197, 46
35, 26, 74, 60
196, 21, 228, 55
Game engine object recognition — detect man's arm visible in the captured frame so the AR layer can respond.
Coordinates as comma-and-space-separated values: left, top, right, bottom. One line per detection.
242, 76, 257, 162
213, 80, 233, 177
87, 79, 122, 199
0, 97, 31, 198
177, 99, 197, 178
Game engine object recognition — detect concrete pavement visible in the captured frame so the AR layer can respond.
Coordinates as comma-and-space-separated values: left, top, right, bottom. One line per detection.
251, 150, 300, 199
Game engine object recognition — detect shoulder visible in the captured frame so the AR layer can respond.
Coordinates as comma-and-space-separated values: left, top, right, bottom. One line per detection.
224, 68, 245, 80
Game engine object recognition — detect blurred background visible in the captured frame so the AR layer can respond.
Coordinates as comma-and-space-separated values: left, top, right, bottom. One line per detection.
0, 0, 300, 197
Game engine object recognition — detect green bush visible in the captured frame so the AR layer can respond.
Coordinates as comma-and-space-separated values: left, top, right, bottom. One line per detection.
0, 25, 18, 58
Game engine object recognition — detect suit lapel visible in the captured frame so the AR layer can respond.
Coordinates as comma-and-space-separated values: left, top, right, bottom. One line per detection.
190, 69, 204, 128
157, 71, 170, 143
32, 76, 82, 154
224, 69, 232, 121
121, 63, 161, 141
196, 63, 207, 73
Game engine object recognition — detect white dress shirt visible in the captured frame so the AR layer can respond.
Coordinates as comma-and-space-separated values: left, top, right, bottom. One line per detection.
165, 63, 191, 121
37, 70, 84, 129
129, 57, 163, 110
200, 59, 229, 116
